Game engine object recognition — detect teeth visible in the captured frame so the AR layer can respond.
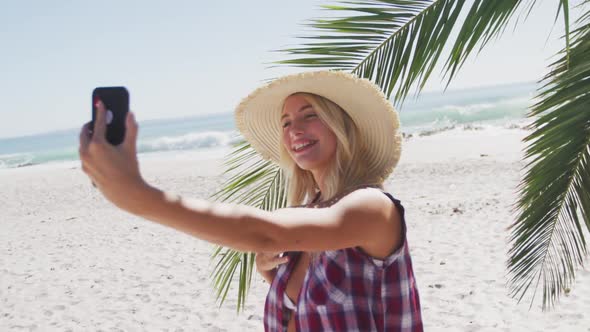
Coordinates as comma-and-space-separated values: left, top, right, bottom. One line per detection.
294, 141, 315, 151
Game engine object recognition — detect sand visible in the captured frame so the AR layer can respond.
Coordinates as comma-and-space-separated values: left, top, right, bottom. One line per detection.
1, 124, 589, 331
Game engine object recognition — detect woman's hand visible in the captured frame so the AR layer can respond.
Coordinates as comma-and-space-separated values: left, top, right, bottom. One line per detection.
78, 100, 148, 214
256, 251, 289, 284
256, 251, 289, 272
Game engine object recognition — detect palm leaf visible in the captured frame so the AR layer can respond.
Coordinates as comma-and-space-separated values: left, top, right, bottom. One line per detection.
443, 0, 533, 83
273, 0, 531, 104
507, 5, 590, 310
557, 0, 571, 65
208, 139, 288, 312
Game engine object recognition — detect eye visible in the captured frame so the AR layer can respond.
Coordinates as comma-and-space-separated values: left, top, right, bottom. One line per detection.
282, 121, 291, 128
305, 113, 317, 119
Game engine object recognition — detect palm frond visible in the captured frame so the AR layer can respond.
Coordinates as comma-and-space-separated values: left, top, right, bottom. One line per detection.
274, 0, 464, 104
208, 139, 288, 312
557, 0, 571, 65
507, 6, 590, 310
273, 0, 532, 105
443, 0, 530, 83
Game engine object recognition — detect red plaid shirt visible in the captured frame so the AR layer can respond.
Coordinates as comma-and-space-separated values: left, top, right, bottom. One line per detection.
263, 192, 423, 331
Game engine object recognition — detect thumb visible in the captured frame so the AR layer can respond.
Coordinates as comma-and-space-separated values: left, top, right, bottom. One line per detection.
122, 111, 139, 154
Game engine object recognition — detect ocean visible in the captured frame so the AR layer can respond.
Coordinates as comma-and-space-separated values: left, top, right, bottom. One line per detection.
0, 81, 538, 169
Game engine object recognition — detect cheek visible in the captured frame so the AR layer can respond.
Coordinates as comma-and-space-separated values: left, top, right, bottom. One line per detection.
325, 132, 338, 152
281, 132, 291, 151
315, 124, 337, 148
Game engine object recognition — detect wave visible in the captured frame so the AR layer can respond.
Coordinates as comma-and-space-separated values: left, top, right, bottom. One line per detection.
432, 96, 532, 114
139, 130, 241, 153
399, 95, 533, 134
0, 131, 242, 169
0, 153, 36, 169
402, 117, 535, 139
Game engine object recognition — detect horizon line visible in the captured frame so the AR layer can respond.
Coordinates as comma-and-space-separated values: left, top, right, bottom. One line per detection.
0, 79, 537, 141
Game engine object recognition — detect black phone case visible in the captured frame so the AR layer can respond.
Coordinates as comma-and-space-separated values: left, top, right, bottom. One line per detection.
91, 87, 129, 145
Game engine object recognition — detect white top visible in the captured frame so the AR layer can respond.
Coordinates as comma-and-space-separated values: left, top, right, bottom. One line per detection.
283, 293, 297, 311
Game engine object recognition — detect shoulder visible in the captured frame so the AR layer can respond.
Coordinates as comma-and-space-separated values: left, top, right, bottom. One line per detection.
261, 185, 402, 253
335, 187, 404, 258
334, 187, 396, 213
328, 187, 401, 234
344, 186, 390, 201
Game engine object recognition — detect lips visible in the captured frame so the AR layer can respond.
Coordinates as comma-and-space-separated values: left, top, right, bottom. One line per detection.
293, 140, 318, 152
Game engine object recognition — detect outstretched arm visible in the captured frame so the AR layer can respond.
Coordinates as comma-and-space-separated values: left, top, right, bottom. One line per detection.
79, 102, 401, 256
132, 185, 401, 256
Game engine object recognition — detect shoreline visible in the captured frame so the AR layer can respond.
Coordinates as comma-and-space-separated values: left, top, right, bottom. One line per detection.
0, 116, 535, 171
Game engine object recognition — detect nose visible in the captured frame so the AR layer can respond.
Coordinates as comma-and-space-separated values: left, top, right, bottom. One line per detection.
289, 121, 306, 139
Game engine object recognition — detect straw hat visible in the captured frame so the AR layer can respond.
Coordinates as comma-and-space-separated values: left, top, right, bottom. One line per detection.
234, 70, 402, 181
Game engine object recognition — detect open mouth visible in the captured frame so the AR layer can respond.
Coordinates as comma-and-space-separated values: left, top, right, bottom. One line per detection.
293, 140, 318, 153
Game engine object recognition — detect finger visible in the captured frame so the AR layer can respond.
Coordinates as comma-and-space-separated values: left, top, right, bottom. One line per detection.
272, 255, 289, 265
93, 100, 107, 143
78, 122, 92, 156
259, 252, 280, 260
122, 111, 138, 154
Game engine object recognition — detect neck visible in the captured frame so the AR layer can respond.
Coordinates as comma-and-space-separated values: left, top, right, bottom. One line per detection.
311, 170, 328, 199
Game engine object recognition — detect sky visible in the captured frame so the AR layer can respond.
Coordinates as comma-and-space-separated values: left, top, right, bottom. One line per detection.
0, 0, 576, 139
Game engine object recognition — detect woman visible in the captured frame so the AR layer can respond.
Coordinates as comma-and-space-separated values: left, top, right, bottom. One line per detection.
79, 70, 423, 331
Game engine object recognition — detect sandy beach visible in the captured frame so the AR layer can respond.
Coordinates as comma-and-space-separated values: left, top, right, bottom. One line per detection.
1, 124, 589, 331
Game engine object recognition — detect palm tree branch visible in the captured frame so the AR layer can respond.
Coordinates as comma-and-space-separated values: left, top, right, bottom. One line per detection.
274, 0, 540, 107
443, 0, 529, 84
274, 0, 468, 104
507, 8, 590, 309
557, 0, 571, 65
208, 139, 286, 311
348, 1, 440, 74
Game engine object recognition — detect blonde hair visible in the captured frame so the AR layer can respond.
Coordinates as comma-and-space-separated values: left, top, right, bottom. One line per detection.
278, 92, 384, 206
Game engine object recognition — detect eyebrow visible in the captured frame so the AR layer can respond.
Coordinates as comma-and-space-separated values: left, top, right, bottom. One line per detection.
280, 105, 313, 121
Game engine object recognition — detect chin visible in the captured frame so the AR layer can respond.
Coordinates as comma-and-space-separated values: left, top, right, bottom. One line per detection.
295, 160, 328, 172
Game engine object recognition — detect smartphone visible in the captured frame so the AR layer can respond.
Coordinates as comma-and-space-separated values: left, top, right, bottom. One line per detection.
91, 87, 129, 145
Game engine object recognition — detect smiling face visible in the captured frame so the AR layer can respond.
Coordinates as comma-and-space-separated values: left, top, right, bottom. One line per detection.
280, 94, 338, 177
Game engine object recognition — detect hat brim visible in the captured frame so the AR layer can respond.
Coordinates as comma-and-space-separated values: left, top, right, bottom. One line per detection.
235, 70, 402, 181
